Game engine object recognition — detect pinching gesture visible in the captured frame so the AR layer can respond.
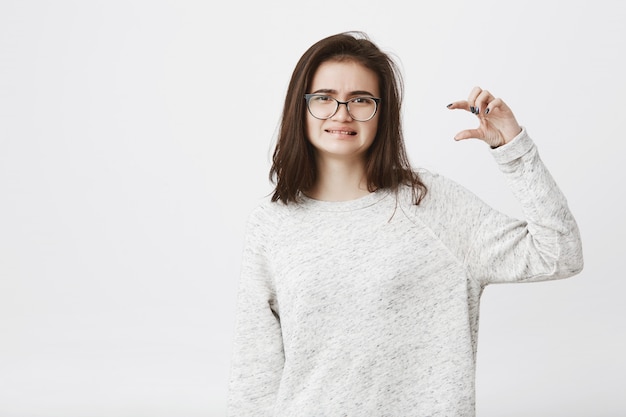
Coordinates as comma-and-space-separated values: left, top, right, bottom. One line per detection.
447, 86, 523, 148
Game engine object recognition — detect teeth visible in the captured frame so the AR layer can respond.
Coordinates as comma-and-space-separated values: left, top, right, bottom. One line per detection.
329, 130, 356, 135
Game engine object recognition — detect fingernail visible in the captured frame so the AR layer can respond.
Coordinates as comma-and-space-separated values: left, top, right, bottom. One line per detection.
475, 107, 480, 115
485, 108, 490, 115
470, 106, 475, 113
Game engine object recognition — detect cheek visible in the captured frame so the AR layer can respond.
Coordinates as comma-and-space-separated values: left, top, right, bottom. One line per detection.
305, 115, 322, 138
365, 120, 379, 142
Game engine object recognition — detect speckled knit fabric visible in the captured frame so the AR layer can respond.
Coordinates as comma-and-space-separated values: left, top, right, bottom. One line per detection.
227, 129, 584, 417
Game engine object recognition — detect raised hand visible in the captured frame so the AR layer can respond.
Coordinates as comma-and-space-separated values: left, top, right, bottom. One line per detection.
447, 86, 522, 148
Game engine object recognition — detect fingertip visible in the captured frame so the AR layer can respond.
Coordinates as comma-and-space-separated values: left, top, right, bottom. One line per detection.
453, 131, 473, 141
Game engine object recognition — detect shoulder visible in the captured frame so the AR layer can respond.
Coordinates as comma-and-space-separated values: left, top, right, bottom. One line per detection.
412, 168, 477, 205
397, 170, 492, 257
414, 168, 443, 189
397, 169, 487, 221
244, 197, 298, 237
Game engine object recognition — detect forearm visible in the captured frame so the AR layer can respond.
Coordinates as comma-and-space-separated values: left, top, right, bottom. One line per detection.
468, 128, 584, 284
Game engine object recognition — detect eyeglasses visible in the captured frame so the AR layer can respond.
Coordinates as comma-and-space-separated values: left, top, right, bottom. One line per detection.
304, 94, 381, 122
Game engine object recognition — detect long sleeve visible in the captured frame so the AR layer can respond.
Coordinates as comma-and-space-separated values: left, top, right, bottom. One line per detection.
227, 207, 284, 416
465, 128, 584, 285
224, 128, 584, 416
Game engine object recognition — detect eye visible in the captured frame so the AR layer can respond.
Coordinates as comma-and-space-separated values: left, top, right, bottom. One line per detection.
352, 97, 373, 104
313, 95, 333, 102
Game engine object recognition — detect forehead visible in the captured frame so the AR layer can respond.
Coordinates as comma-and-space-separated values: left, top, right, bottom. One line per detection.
310, 59, 379, 95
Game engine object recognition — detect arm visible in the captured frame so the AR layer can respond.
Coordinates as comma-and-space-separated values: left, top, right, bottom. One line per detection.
447, 87, 583, 285
466, 128, 584, 285
227, 208, 284, 416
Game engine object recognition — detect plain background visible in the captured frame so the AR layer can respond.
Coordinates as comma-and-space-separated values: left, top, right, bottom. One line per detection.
1, 1, 624, 416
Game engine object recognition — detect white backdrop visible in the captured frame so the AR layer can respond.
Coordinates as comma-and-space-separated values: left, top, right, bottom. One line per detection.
1, 1, 624, 416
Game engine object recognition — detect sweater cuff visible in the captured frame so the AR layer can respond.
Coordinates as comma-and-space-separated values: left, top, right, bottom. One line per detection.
490, 126, 534, 165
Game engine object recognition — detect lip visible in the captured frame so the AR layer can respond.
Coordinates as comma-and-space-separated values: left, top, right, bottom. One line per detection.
325, 128, 357, 136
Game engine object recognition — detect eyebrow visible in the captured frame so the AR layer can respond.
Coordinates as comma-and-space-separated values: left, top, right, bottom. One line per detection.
311, 88, 377, 97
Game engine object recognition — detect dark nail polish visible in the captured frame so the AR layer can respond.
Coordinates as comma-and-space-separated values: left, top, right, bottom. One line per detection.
470, 106, 475, 113
475, 107, 480, 115
447, 103, 452, 108
485, 108, 490, 115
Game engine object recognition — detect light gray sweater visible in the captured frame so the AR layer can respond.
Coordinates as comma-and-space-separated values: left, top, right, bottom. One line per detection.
227, 129, 584, 416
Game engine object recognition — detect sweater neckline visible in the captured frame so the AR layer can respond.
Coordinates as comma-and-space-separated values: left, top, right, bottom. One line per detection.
298, 189, 391, 212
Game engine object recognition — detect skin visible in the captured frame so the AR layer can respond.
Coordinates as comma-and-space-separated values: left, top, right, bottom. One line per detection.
305, 61, 523, 201
447, 86, 522, 148
305, 60, 380, 201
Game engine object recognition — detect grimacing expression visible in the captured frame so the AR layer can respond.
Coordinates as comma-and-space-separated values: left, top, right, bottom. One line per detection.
306, 60, 380, 162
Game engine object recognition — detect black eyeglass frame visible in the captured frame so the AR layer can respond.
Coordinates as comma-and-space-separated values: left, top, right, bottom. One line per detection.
304, 94, 381, 122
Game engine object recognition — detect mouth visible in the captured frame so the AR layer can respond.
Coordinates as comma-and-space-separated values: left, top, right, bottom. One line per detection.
326, 129, 357, 136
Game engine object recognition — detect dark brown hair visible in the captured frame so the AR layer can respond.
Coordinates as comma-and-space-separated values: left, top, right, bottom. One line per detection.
269, 31, 427, 205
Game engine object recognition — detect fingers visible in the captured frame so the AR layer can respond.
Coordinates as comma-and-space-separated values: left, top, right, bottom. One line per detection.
453, 128, 482, 141
446, 86, 506, 116
467, 86, 482, 114
446, 86, 492, 114
446, 101, 468, 111
446, 86, 522, 146
469, 86, 494, 115
479, 97, 508, 118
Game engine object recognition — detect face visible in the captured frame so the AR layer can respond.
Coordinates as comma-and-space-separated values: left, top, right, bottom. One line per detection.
306, 60, 380, 163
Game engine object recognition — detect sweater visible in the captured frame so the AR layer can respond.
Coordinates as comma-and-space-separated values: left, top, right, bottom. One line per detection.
227, 129, 584, 417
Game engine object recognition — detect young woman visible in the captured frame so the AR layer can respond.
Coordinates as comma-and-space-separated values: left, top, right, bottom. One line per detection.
227, 31, 583, 416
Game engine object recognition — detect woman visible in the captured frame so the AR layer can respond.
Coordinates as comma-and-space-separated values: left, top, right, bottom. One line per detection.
227, 31, 583, 416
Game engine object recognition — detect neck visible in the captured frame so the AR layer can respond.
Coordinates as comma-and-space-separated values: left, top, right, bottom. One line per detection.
306, 156, 372, 202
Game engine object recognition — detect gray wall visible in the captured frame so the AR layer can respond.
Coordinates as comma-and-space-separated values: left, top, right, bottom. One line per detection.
1, 0, 623, 415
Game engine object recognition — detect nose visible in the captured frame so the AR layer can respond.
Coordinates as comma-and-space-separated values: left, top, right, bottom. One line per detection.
332, 102, 353, 121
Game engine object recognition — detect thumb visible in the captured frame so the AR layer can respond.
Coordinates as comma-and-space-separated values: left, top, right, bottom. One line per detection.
453, 129, 482, 141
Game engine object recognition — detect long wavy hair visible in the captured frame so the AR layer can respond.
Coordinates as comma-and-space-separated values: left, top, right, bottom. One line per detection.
269, 31, 427, 205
